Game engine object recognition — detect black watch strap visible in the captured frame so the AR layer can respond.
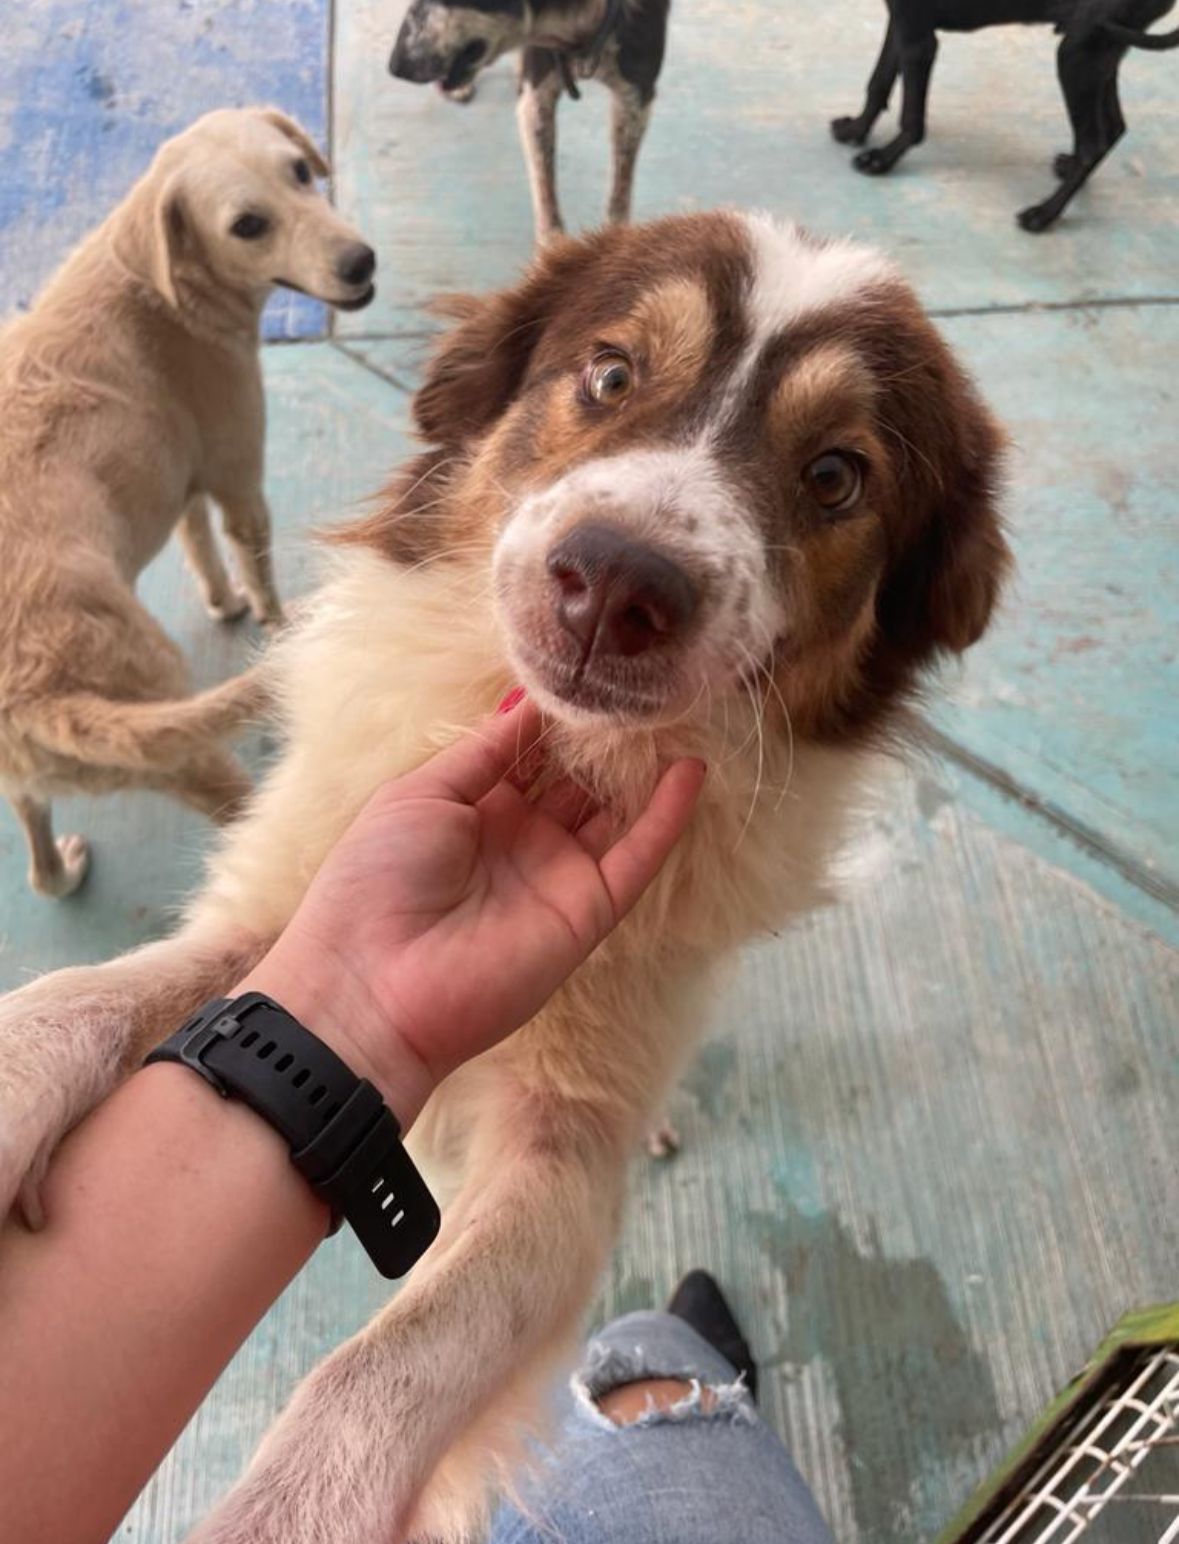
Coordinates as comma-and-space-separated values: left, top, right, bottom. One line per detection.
145, 992, 440, 1278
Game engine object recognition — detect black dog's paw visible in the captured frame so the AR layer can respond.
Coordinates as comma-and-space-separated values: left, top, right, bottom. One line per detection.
853, 147, 893, 176
1017, 201, 1058, 233
1053, 152, 1077, 179
831, 115, 868, 145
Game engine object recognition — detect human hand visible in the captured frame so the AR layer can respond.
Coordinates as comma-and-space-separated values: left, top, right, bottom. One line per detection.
238, 695, 705, 1125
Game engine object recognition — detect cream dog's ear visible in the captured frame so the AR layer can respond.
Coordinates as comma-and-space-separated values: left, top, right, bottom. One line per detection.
117, 167, 187, 307
150, 170, 187, 308
258, 107, 330, 177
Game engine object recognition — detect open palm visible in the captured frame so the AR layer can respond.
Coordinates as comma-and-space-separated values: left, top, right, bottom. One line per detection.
253, 699, 704, 1113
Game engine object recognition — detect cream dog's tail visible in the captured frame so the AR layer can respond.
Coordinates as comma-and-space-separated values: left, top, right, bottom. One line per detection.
15, 665, 271, 773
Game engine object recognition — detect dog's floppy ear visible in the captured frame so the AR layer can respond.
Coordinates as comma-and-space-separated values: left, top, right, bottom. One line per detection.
109, 167, 189, 309
114, 165, 190, 307
148, 171, 189, 309
414, 236, 594, 446
872, 295, 1011, 660
259, 107, 330, 177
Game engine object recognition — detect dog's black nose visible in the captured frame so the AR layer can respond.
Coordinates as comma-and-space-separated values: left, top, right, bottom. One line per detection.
337, 244, 376, 287
547, 524, 699, 659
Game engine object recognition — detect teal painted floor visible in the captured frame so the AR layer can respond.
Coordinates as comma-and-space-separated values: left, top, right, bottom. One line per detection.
1, 4, 1177, 1542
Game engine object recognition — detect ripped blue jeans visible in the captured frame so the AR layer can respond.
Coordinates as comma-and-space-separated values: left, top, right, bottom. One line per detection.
488, 1311, 835, 1544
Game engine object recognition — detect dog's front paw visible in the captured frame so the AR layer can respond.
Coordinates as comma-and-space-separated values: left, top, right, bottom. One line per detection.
206, 589, 251, 624
0, 1083, 81, 1226
0, 975, 134, 1222
646, 1119, 681, 1160
830, 114, 868, 145
28, 833, 91, 899
853, 146, 894, 176
1017, 201, 1058, 233
1, 1063, 110, 1224
252, 603, 286, 630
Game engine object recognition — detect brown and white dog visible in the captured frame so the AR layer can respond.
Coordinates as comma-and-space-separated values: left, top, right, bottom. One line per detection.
0, 211, 1009, 1542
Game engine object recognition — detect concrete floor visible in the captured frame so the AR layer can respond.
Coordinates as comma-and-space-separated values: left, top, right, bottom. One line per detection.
1, 3, 1177, 1541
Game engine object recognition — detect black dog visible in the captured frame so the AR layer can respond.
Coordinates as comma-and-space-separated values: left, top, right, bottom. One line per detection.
832, 1, 1179, 230
389, 0, 670, 245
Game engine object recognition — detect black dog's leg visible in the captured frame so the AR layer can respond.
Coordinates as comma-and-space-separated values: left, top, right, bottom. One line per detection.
1054, 70, 1123, 176
1020, 41, 1125, 230
517, 50, 565, 245
832, 19, 899, 145
853, 31, 937, 175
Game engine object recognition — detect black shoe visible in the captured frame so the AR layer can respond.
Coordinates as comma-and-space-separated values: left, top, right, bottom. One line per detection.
666, 1269, 758, 1401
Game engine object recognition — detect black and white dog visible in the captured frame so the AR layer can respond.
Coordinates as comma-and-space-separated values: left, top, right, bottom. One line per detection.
389, 0, 670, 244
832, 0, 1179, 230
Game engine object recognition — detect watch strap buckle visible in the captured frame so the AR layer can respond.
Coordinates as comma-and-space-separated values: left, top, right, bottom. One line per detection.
146, 997, 236, 1097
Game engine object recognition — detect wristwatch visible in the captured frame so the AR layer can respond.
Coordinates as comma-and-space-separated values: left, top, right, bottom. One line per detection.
145, 992, 440, 1278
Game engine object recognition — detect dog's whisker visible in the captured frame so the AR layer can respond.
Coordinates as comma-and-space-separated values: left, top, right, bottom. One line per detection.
731, 646, 767, 852
747, 620, 795, 813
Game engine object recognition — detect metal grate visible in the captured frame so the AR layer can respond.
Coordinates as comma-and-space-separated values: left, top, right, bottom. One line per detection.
978, 1347, 1179, 1543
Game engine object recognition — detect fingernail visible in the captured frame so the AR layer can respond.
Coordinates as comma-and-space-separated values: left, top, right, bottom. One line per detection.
496, 686, 526, 715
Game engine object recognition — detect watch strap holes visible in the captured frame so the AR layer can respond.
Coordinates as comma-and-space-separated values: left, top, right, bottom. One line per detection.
292, 1068, 310, 1089
309, 1084, 327, 1106
257, 1039, 277, 1060
240, 1029, 259, 1049
274, 1053, 294, 1073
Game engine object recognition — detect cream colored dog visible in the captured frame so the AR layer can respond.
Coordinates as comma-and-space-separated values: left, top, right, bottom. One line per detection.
0, 107, 376, 898
0, 213, 1008, 1539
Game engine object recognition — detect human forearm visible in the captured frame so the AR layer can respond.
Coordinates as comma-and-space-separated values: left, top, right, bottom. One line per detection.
0, 1062, 330, 1544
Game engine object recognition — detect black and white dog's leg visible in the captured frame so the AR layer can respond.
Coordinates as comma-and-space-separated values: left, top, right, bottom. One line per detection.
606, 0, 666, 225
516, 51, 564, 244
853, 29, 937, 175
832, 17, 899, 145
606, 79, 651, 224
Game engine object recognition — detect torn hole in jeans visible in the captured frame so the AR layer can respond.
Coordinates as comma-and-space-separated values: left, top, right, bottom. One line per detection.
571, 1344, 755, 1432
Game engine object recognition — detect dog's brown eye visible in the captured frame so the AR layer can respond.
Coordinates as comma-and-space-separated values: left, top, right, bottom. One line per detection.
803, 451, 863, 513
293, 158, 311, 185
230, 212, 270, 240
584, 353, 634, 407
